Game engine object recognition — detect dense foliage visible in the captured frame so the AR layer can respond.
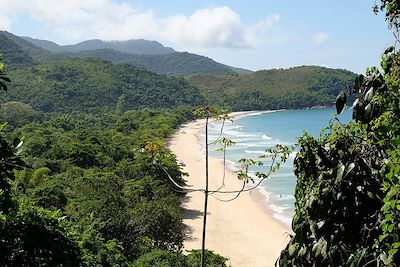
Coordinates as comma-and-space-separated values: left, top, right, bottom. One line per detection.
0, 27, 234, 265
14, 109, 194, 263
186, 66, 355, 110
0, 57, 204, 112
0, 54, 230, 264
1, 105, 229, 265
62, 50, 238, 76
0, 63, 84, 266
0, 31, 60, 66
133, 249, 228, 267
278, 1, 400, 265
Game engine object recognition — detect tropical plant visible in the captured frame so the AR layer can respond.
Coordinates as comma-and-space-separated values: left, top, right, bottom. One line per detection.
277, 1, 400, 265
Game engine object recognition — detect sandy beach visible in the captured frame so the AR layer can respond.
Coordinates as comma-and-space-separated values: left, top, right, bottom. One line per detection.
168, 112, 292, 266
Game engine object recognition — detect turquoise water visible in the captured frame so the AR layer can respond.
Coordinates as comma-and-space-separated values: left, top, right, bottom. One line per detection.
206, 108, 352, 226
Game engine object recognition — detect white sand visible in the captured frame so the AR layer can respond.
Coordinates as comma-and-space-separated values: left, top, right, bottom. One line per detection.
168, 113, 292, 266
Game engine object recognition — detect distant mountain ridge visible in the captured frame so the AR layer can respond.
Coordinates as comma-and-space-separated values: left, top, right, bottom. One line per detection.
22, 36, 175, 55
0, 30, 356, 112
0, 31, 248, 76
60, 49, 244, 76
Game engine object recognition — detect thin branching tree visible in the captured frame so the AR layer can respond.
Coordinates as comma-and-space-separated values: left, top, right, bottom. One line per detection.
159, 107, 291, 267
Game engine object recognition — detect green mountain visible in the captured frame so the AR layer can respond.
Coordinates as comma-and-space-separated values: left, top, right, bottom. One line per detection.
186, 66, 356, 110
61, 49, 238, 76
19, 33, 247, 76
1, 30, 355, 112
0, 31, 61, 65
0, 31, 206, 112
3, 58, 204, 112
22, 36, 175, 55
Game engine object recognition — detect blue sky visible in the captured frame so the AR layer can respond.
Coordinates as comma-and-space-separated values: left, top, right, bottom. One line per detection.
0, 0, 394, 73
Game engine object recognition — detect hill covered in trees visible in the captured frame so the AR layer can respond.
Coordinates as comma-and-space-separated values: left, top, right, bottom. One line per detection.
60, 49, 246, 76
186, 66, 356, 110
0, 30, 356, 112
0, 31, 244, 76
0, 31, 61, 66
0, 56, 229, 265
2, 58, 204, 113
22, 36, 175, 55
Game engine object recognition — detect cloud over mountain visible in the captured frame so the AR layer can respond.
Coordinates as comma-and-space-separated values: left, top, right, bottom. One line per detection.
0, 0, 279, 49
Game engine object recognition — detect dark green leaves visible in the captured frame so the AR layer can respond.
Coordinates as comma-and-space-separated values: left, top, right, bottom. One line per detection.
384, 46, 395, 54
0, 60, 10, 92
354, 74, 364, 93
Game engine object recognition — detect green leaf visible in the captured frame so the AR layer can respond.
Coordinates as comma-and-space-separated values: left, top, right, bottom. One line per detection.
317, 220, 325, 229
364, 103, 373, 118
335, 92, 346, 114
344, 163, 355, 178
336, 162, 345, 182
364, 87, 374, 102
384, 46, 395, 54
354, 74, 364, 93
0, 122, 7, 131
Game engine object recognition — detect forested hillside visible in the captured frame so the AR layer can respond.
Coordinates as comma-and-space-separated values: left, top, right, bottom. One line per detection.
186, 66, 356, 110
0, 31, 61, 65
1, 30, 356, 112
61, 49, 238, 76
23, 36, 175, 55
3, 31, 241, 76
0, 0, 397, 266
0, 59, 228, 265
0, 27, 230, 266
0, 57, 204, 112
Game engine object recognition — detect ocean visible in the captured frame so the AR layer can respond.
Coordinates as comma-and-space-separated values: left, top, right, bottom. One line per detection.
206, 108, 352, 227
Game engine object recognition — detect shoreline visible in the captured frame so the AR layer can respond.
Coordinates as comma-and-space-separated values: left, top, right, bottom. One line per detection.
206, 152, 293, 231
205, 109, 293, 229
168, 111, 292, 266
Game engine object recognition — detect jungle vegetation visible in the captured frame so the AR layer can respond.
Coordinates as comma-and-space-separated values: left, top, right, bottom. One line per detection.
0, 1, 398, 266
278, 0, 400, 266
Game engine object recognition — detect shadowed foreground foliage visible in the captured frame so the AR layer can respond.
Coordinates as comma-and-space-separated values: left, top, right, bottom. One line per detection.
278, 1, 400, 265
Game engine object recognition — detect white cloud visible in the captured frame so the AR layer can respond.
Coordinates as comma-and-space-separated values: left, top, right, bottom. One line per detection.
312, 32, 329, 45
257, 14, 280, 29
164, 6, 247, 48
0, 15, 12, 30
0, 0, 279, 49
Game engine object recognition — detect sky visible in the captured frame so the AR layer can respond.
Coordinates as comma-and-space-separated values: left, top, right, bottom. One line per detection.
0, 0, 395, 73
